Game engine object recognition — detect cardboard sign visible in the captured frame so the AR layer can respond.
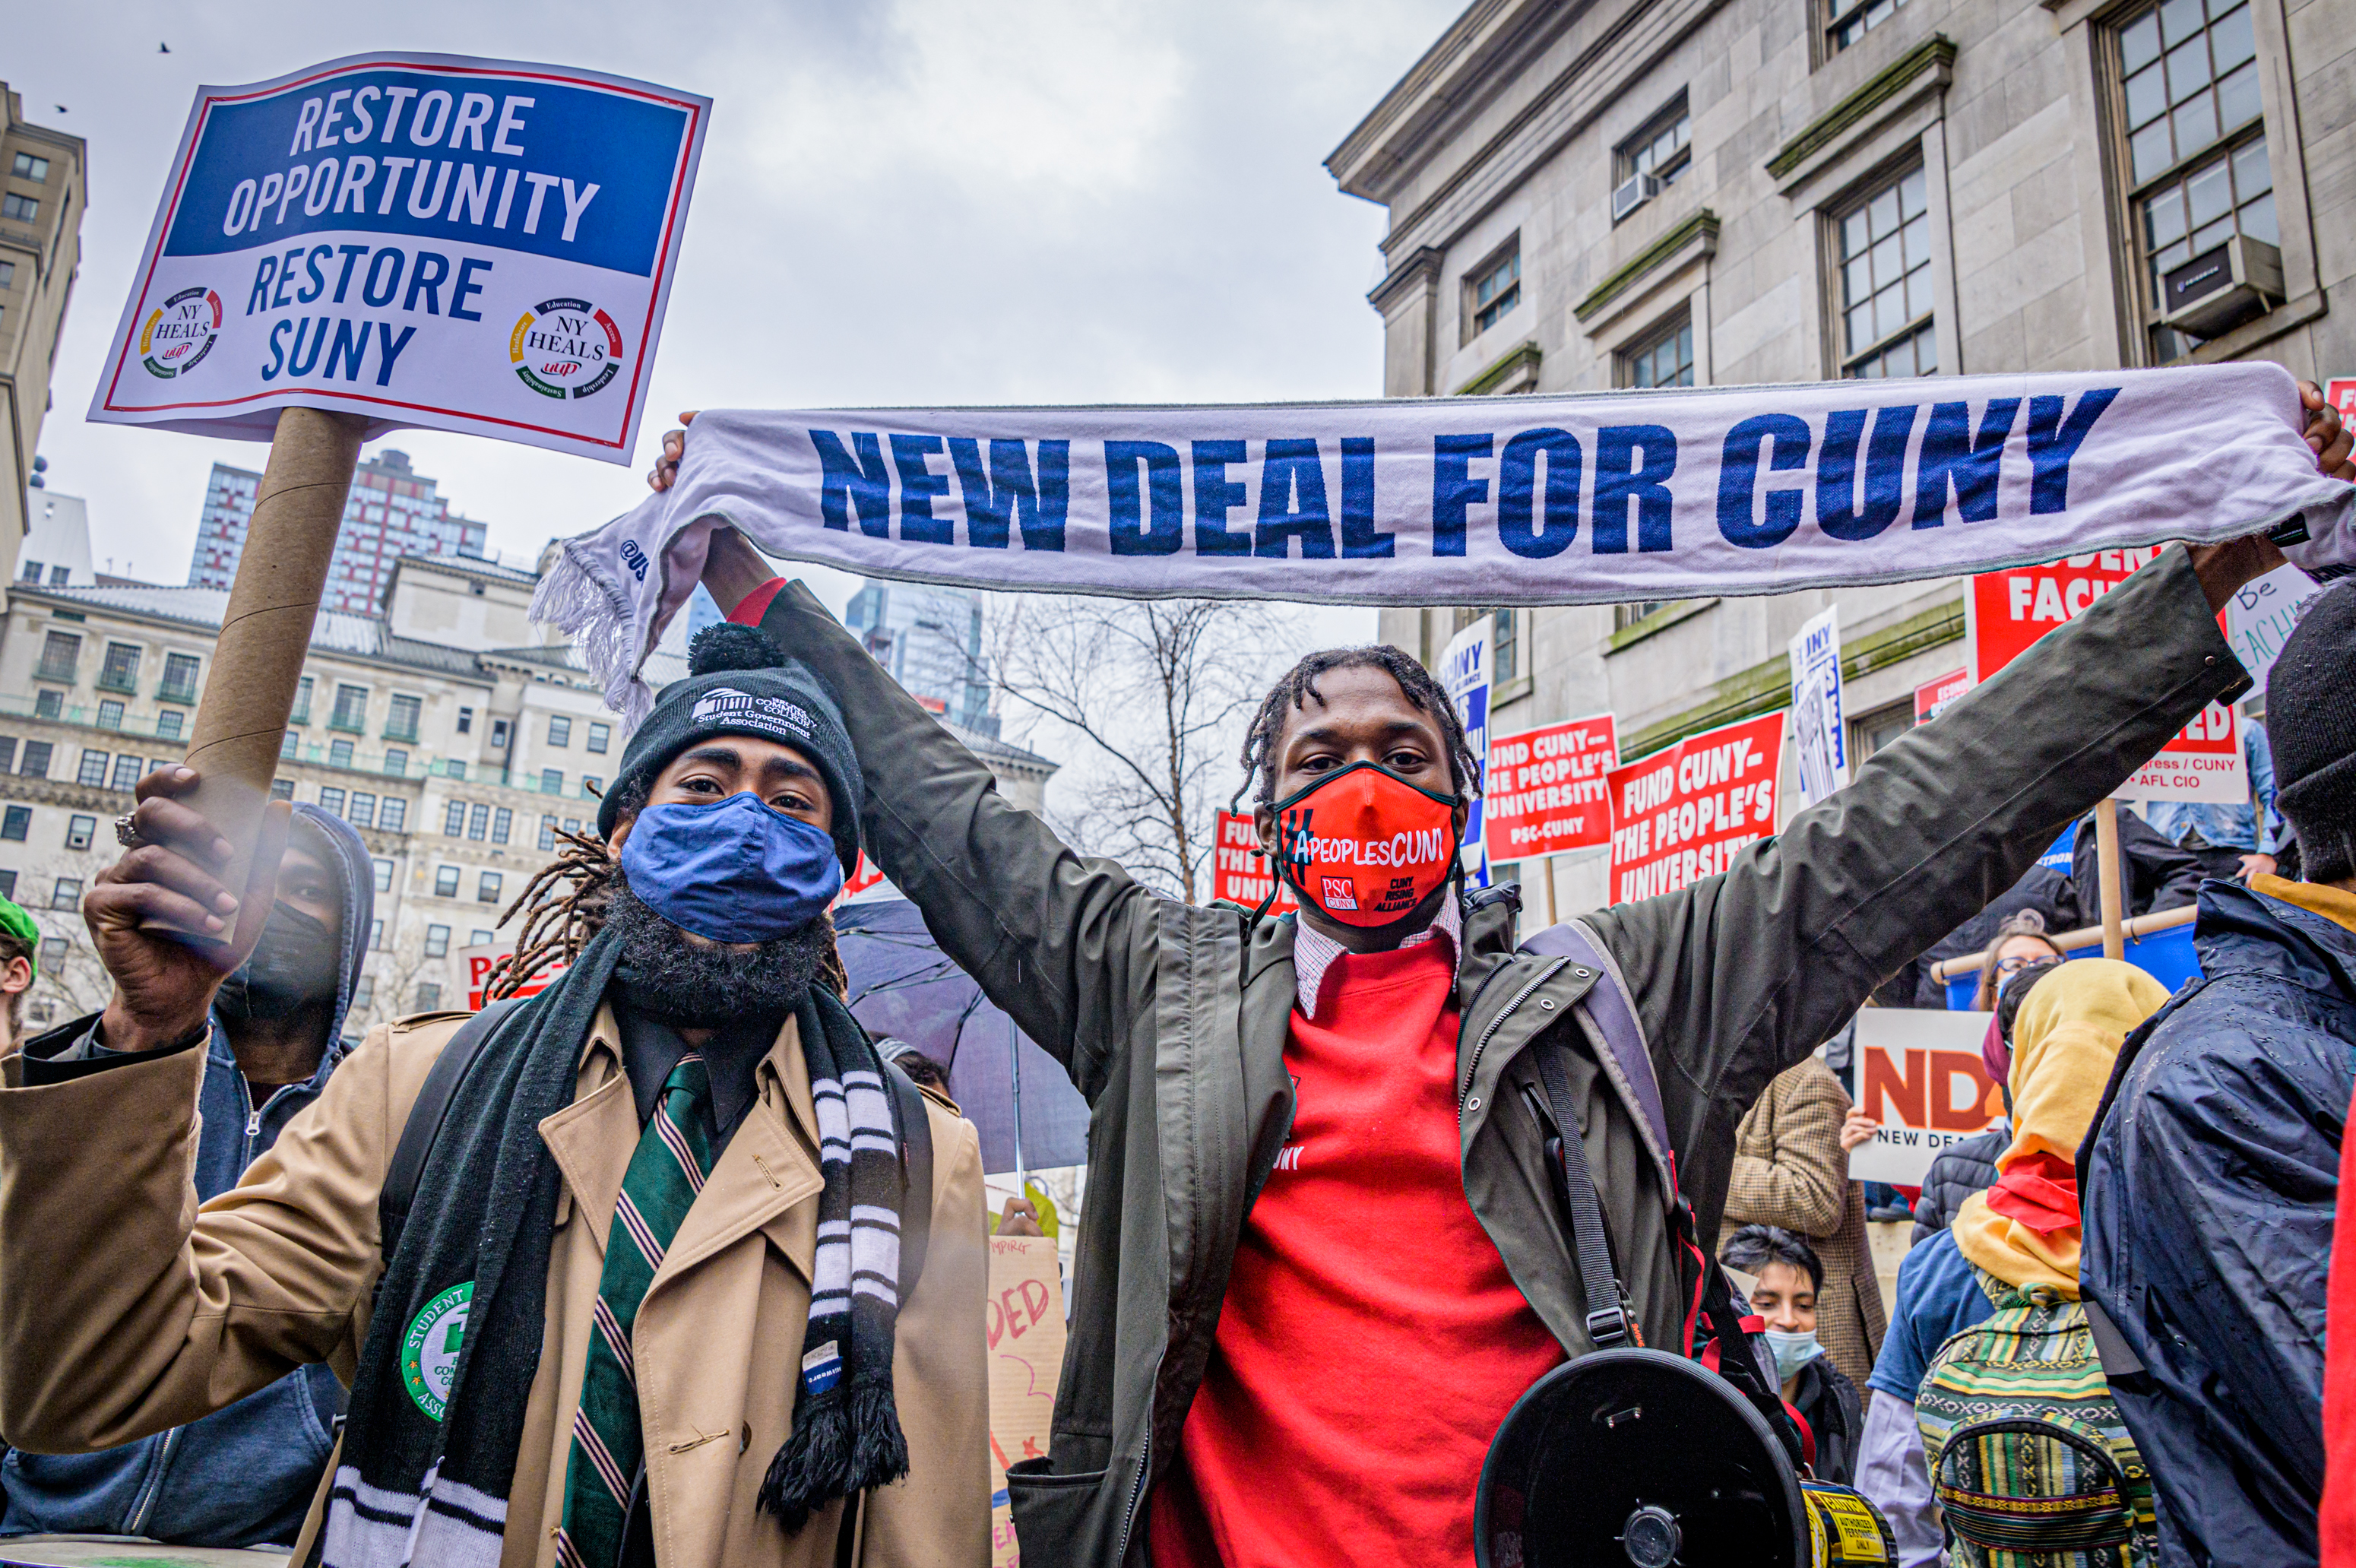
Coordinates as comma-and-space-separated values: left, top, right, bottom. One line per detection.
1605, 711, 1784, 904
1484, 713, 1617, 864
1967, 549, 2247, 803
986, 1234, 1067, 1568
1847, 1008, 2004, 1186
90, 52, 708, 462
1914, 668, 1971, 724
1788, 605, 1848, 808
1442, 617, 1493, 885
2224, 562, 2328, 697
1211, 809, 1294, 911
458, 942, 567, 1011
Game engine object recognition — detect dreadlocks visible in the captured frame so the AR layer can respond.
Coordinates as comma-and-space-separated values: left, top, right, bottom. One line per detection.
486, 777, 849, 1002
1231, 645, 1484, 811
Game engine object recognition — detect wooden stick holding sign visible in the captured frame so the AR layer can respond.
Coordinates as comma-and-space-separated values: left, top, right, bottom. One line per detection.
2095, 798, 2128, 961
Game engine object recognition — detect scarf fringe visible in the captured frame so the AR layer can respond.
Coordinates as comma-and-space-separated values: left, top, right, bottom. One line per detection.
529, 537, 657, 728
759, 1384, 911, 1532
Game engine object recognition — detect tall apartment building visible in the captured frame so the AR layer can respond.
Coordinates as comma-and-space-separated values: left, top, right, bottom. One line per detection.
1332, 0, 2345, 909
845, 578, 996, 735
189, 448, 490, 613
0, 86, 86, 595
0, 534, 1056, 1037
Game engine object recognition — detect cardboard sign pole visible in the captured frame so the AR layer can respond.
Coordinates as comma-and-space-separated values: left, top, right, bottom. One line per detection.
181, 407, 364, 921
2095, 798, 2128, 961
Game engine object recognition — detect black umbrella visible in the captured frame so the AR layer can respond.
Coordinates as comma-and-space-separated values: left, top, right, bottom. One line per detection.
833, 898, 1088, 1177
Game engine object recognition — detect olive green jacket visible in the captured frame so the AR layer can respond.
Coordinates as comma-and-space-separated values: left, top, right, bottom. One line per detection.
752, 547, 2244, 1566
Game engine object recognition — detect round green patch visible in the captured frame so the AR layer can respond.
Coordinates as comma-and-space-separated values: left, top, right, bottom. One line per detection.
401, 1281, 473, 1423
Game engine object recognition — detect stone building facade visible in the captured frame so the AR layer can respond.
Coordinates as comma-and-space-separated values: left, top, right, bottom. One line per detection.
0, 84, 86, 591
1328, 0, 2345, 908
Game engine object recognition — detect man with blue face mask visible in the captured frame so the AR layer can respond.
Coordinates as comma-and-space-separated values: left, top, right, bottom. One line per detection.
0, 622, 992, 1568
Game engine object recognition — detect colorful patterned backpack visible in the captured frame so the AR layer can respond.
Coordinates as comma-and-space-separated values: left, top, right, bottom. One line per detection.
1914, 1270, 2157, 1567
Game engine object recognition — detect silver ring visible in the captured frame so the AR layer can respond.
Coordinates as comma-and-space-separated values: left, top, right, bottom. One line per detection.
114, 813, 142, 848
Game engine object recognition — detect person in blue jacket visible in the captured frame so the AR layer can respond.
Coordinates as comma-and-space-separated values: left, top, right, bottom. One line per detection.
2, 798, 375, 1547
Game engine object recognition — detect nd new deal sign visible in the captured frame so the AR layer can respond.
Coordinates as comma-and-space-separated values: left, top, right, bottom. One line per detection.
91, 52, 709, 463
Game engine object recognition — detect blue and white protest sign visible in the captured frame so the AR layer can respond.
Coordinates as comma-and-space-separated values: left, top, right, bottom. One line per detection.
538, 363, 2351, 717
90, 52, 708, 464
1788, 603, 1846, 808
1441, 616, 1493, 890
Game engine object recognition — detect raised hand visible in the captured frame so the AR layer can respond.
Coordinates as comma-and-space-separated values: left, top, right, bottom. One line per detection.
646, 408, 700, 492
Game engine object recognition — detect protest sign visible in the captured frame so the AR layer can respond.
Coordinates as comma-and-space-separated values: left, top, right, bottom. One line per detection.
1484, 713, 1617, 864
1847, 1008, 2004, 1186
1913, 668, 1971, 723
1788, 605, 1847, 808
986, 1234, 1066, 1568
91, 52, 708, 462
1605, 711, 1784, 903
2328, 378, 2356, 420
1442, 617, 1494, 886
539, 365, 2353, 722
2224, 562, 2328, 696
458, 942, 568, 1011
1968, 547, 2247, 803
1211, 809, 1294, 911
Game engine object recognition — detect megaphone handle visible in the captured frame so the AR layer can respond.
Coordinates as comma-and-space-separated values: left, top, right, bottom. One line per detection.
1528, 1040, 1632, 1348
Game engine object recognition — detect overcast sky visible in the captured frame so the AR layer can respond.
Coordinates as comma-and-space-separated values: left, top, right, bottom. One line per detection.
14, 0, 1458, 636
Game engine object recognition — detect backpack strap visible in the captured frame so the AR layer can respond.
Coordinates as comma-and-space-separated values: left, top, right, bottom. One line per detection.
1519, 919, 1673, 1170
882, 1058, 935, 1300
1525, 1042, 1632, 1348
380, 999, 524, 1264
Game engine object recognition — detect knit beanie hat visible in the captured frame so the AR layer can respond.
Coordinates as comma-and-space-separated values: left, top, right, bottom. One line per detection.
2269, 578, 2356, 883
598, 622, 865, 875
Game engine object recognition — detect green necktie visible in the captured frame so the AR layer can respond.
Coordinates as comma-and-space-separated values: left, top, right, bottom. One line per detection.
556, 1052, 714, 1568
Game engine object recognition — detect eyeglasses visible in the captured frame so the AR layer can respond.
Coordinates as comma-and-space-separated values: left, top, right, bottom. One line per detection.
1993, 954, 2047, 974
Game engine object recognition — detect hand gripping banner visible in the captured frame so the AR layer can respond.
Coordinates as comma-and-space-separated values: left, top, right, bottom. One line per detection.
537, 362, 2351, 721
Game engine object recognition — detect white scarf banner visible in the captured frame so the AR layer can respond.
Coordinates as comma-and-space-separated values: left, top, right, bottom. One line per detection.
537, 362, 2350, 722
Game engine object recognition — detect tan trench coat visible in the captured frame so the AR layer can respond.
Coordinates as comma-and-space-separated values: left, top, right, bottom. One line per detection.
0, 1003, 991, 1568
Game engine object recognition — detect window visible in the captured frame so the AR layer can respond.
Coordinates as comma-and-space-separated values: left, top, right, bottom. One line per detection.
329, 684, 369, 732
290, 676, 314, 724
2, 194, 40, 223
1617, 97, 1692, 192
38, 936, 65, 970
587, 722, 611, 755
0, 870, 13, 899
109, 755, 141, 794
1622, 315, 1696, 388
97, 643, 141, 695
352, 975, 375, 1012
2117, 0, 2271, 360
547, 716, 572, 748
33, 689, 60, 721
385, 694, 422, 743
19, 741, 51, 779
424, 924, 451, 958
1465, 240, 1522, 341
149, 759, 173, 778
456, 707, 473, 734
435, 866, 461, 898
271, 778, 296, 800
491, 807, 512, 844
43, 565, 64, 587
160, 652, 200, 703
319, 787, 346, 816
0, 806, 26, 841
330, 739, 356, 768
157, 709, 185, 740
583, 775, 603, 797
477, 871, 503, 904
1828, 0, 1908, 52
11, 153, 49, 182
1849, 700, 1914, 763
369, 917, 385, 951
489, 719, 511, 749
413, 983, 444, 1012
1493, 611, 1519, 685
373, 858, 395, 892
51, 876, 81, 910
563, 818, 581, 836
468, 803, 491, 841
1835, 166, 1936, 379
281, 730, 300, 761
379, 798, 407, 832
36, 631, 80, 682
96, 701, 124, 731
539, 814, 558, 851
471, 928, 495, 946
1615, 601, 1676, 630
447, 760, 466, 782
14, 559, 36, 583
0, 740, 13, 774
541, 768, 563, 794
348, 792, 377, 829
384, 748, 409, 778
76, 749, 109, 787
444, 800, 467, 836
0, 260, 12, 287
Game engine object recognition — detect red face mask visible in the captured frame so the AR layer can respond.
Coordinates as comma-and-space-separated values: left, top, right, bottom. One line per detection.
1271, 761, 1461, 927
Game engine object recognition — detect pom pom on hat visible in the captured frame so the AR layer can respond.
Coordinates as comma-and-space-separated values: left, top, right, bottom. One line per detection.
689, 620, 788, 677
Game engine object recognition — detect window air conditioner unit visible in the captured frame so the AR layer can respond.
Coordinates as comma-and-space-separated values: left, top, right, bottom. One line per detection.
2160, 234, 2284, 339
1612, 171, 1664, 223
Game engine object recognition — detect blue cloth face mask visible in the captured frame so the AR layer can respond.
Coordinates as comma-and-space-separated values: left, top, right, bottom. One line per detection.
618, 791, 845, 944
1763, 1327, 1823, 1383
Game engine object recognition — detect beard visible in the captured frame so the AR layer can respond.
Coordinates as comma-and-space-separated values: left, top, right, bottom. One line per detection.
606, 871, 834, 1024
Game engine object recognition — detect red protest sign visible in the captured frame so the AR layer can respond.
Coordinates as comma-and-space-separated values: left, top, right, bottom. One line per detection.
1914, 669, 1971, 723
1485, 713, 1618, 864
1605, 711, 1784, 904
1211, 809, 1294, 911
2327, 378, 2356, 421
1968, 549, 2245, 801
460, 944, 568, 1012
